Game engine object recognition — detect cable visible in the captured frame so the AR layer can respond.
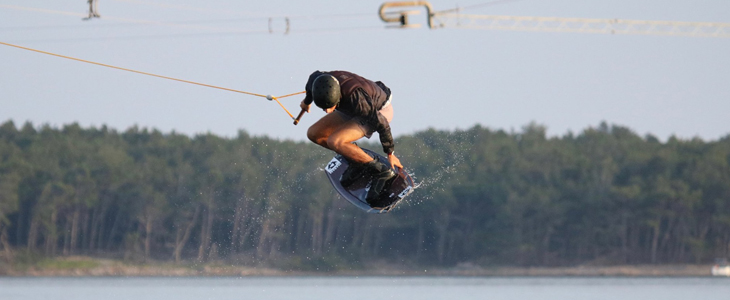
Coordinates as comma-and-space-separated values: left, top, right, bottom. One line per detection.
0, 4, 270, 33
286, 12, 373, 20
0, 4, 86, 18
437, 0, 527, 14
292, 25, 386, 34
5, 24, 391, 43
112, 0, 275, 18
0, 3, 382, 40
7, 30, 270, 43
434, 14, 730, 38
112, 0, 373, 20
0, 23, 143, 31
0, 17, 271, 31
0, 41, 304, 119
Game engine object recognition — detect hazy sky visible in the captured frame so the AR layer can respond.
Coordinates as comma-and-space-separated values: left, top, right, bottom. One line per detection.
1, 0, 729, 142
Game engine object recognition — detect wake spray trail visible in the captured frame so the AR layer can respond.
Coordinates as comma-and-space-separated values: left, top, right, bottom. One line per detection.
400, 136, 471, 209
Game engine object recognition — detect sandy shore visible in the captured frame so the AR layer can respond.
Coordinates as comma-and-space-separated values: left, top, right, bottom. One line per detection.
0, 256, 718, 277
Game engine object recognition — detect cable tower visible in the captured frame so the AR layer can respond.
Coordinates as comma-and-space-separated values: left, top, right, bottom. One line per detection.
379, 1, 730, 38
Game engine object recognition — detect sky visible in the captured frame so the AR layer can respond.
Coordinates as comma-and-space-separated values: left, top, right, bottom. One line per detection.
1, 0, 729, 142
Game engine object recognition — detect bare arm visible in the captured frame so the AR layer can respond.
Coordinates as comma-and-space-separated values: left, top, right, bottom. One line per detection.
387, 152, 403, 169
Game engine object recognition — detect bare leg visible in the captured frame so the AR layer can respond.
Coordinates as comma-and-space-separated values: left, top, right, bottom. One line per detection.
328, 122, 396, 203
308, 112, 373, 164
326, 121, 373, 164
307, 112, 346, 149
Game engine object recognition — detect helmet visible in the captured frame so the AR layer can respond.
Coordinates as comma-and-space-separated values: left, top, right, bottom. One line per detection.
312, 74, 341, 109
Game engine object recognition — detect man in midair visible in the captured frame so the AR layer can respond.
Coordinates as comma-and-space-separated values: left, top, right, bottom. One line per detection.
300, 70, 403, 204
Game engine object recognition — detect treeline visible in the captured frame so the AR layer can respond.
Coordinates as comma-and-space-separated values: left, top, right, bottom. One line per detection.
0, 120, 729, 269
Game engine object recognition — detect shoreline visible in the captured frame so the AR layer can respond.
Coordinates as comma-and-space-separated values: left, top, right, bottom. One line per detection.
0, 256, 718, 277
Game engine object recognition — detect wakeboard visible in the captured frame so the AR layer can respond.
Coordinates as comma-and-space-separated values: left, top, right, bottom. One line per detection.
324, 148, 415, 213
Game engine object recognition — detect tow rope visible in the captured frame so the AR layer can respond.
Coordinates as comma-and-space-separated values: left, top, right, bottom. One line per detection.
0, 41, 305, 121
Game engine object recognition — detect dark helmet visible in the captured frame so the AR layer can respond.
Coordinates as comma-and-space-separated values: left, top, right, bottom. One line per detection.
312, 74, 341, 109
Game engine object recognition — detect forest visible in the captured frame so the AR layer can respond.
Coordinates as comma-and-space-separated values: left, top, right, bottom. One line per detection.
0, 120, 729, 270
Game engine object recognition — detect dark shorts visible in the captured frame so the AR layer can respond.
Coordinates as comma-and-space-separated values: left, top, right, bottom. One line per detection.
335, 97, 393, 138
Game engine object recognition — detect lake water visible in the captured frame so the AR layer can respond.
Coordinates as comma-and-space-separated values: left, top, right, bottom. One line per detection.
1, 276, 729, 300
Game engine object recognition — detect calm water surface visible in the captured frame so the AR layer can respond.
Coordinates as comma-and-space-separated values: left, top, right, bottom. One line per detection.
1, 276, 729, 300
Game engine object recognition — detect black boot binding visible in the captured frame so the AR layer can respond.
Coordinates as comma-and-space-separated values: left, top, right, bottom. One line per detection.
364, 157, 397, 206
340, 160, 367, 188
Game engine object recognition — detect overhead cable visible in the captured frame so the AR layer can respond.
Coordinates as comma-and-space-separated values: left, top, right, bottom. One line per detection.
437, 0, 527, 14
112, 0, 373, 20
0, 4, 274, 33
433, 14, 730, 38
0, 3, 379, 38
112, 0, 275, 18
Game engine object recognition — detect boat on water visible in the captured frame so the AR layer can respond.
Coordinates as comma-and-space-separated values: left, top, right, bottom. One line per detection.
711, 258, 730, 276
